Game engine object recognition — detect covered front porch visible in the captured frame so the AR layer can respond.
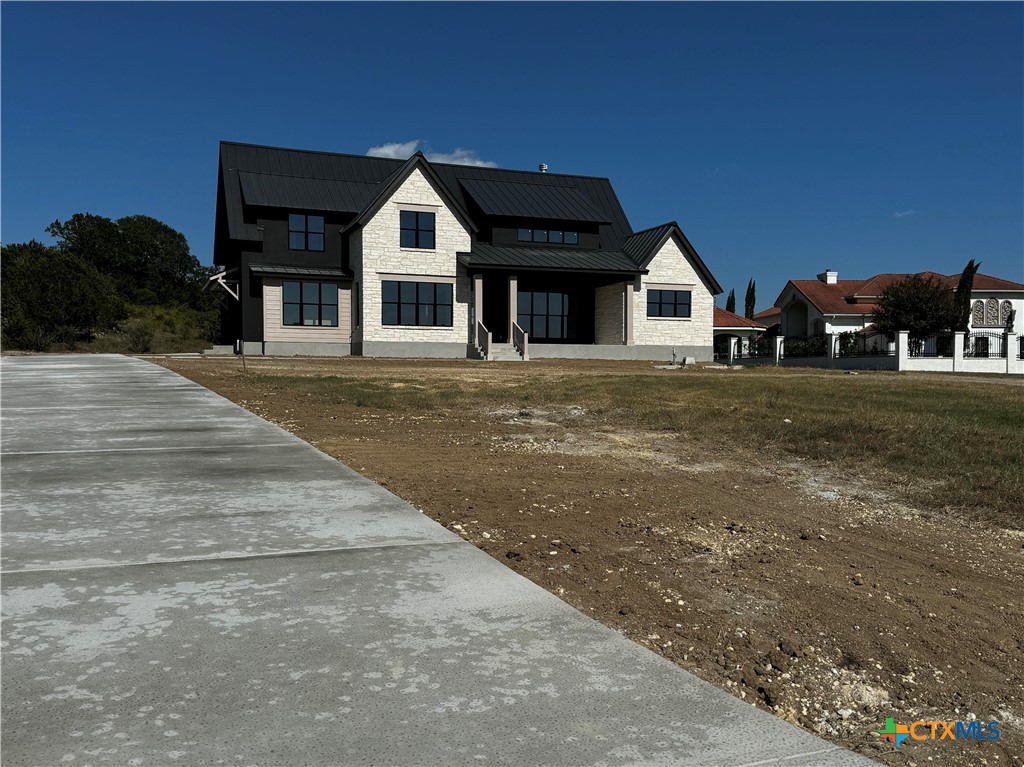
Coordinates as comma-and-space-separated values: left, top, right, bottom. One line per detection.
468, 269, 639, 360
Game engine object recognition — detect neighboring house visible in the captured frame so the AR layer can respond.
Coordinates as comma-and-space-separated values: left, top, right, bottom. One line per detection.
712, 307, 766, 358
751, 306, 781, 334
774, 268, 1024, 337
211, 141, 723, 360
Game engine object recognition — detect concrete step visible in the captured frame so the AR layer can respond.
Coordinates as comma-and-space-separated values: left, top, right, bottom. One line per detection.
202, 345, 236, 357
488, 343, 523, 361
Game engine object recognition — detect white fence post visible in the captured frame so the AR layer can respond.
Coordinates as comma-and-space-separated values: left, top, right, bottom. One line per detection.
953, 331, 965, 372
774, 336, 784, 366
826, 333, 837, 368
897, 331, 910, 371
728, 337, 737, 366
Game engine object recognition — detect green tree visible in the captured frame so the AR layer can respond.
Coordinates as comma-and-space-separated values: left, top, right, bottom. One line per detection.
725, 288, 736, 313
47, 213, 212, 307
871, 275, 954, 342
1, 241, 126, 350
744, 279, 756, 319
951, 259, 980, 333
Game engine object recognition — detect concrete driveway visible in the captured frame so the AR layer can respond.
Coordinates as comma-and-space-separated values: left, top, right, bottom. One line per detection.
1, 354, 876, 766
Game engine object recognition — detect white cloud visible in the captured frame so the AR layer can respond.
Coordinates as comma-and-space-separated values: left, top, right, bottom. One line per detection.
893, 209, 916, 218
366, 140, 497, 168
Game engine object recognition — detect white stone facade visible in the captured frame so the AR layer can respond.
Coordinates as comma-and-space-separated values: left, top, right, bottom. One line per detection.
355, 168, 472, 344
632, 237, 715, 348
594, 283, 626, 344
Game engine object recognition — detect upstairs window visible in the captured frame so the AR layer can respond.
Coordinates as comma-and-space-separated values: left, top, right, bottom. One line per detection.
517, 228, 578, 245
400, 211, 435, 249
283, 281, 338, 326
647, 289, 691, 318
288, 214, 324, 251
381, 280, 452, 326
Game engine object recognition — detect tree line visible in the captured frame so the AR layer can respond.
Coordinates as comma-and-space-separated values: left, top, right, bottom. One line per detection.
2, 213, 217, 351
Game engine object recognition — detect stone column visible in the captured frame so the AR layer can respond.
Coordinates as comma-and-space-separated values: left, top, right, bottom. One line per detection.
473, 273, 483, 345
508, 275, 518, 341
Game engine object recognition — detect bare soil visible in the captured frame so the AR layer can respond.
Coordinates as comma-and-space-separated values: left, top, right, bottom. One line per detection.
159, 356, 1024, 766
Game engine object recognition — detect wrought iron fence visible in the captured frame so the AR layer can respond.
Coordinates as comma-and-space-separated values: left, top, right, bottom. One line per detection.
735, 335, 775, 359
782, 334, 827, 359
909, 333, 954, 358
965, 331, 1007, 359
835, 331, 895, 358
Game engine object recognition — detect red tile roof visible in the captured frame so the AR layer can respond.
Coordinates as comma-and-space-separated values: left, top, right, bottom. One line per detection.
782, 271, 1024, 315
714, 307, 766, 329
753, 306, 781, 322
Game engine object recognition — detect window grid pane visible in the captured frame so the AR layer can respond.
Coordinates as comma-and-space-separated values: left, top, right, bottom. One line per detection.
381, 280, 453, 327
400, 210, 436, 249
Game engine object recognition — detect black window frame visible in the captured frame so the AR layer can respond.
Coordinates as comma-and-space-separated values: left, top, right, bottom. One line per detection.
399, 211, 436, 249
517, 290, 571, 341
282, 280, 339, 327
516, 227, 579, 245
381, 280, 453, 327
288, 214, 325, 252
646, 289, 692, 318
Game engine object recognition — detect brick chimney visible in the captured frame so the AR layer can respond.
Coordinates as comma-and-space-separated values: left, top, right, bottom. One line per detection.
817, 268, 838, 285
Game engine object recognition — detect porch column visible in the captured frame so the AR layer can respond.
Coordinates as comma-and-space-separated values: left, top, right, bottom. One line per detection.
508, 275, 518, 340
624, 280, 635, 345
473, 273, 483, 345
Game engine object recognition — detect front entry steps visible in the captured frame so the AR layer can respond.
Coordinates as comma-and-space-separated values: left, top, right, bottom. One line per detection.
489, 343, 525, 361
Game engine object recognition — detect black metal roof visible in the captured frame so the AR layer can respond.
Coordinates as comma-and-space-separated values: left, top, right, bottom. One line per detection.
622, 223, 723, 295
249, 263, 352, 279
238, 172, 379, 213
460, 244, 643, 274
458, 178, 611, 223
218, 142, 634, 248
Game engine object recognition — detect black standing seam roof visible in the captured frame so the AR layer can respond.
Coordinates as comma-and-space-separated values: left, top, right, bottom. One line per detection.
458, 178, 611, 223
461, 244, 644, 274
622, 223, 724, 295
218, 142, 636, 250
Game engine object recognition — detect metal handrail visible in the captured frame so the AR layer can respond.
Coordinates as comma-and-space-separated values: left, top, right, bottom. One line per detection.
512, 321, 529, 361
476, 320, 492, 361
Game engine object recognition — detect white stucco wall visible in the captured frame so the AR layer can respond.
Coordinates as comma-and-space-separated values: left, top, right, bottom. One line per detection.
632, 237, 714, 348
968, 294, 1023, 332
357, 168, 472, 344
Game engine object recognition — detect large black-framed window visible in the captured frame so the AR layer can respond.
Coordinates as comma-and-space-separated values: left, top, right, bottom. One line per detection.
647, 289, 692, 318
517, 291, 570, 340
400, 211, 436, 249
288, 214, 325, 251
516, 228, 579, 245
381, 280, 452, 327
283, 281, 338, 326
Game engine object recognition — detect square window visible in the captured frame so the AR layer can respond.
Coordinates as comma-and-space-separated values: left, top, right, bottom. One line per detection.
564, 232, 578, 245
400, 210, 436, 248
518, 229, 532, 242
533, 230, 548, 243
549, 231, 563, 244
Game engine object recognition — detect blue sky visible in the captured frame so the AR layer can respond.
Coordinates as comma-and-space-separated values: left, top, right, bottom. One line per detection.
2, 2, 1021, 309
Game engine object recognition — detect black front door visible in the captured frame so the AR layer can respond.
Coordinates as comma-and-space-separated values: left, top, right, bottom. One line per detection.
482, 278, 509, 343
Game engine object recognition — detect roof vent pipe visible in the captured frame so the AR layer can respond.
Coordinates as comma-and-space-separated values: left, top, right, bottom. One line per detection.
538, 163, 548, 173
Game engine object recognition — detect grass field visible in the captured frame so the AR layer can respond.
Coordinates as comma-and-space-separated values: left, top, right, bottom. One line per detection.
245, 364, 1024, 527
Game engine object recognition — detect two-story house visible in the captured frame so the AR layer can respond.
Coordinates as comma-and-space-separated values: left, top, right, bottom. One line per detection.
211, 142, 722, 360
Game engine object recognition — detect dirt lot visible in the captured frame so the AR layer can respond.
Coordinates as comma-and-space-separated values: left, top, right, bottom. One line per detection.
159, 356, 1023, 766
